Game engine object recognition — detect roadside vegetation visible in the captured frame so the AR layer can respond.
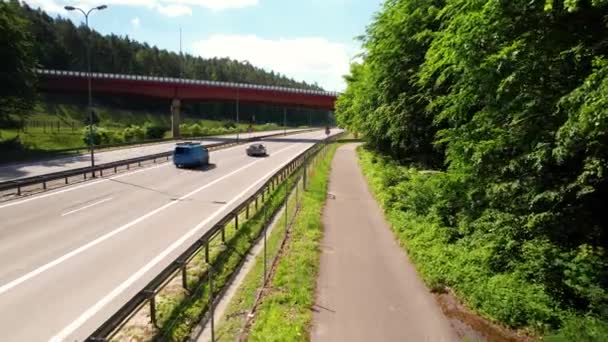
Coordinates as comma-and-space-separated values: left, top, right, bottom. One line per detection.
337, 0, 608, 339
0, 102, 285, 164
243, 145, 337, 341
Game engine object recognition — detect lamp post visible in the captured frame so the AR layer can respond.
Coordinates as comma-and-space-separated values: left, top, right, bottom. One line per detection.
64, 4, 107, 169
236, 89, 240, 143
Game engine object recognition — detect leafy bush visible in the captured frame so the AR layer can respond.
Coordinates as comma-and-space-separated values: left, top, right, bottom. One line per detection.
122, 125, 145, 142
223, 120, 236, 129
143, 124, 167, 140
0, 134, 25, 150
189, 123, 202, 137
82, 126, 113, 145
179, 123, 191, 137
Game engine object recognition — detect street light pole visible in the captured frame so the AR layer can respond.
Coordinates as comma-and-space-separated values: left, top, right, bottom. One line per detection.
236, 89, 240, 143
65, 4, 107, 169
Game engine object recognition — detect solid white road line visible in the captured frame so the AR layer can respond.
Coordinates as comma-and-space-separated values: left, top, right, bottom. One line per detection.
50, 142, 312, 341
61, 197, 114, 217
0, 133, 314, 210
0, 143, 300, 296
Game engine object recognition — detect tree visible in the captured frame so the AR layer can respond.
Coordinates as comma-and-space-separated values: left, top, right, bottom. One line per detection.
0, 0, 36, 124
337, 0, 608, 331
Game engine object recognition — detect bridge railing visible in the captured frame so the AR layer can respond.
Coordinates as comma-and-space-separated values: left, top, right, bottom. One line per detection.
36, 69, 340, 97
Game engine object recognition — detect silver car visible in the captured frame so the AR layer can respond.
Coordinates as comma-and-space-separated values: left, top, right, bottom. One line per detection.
246, 143, 267, 156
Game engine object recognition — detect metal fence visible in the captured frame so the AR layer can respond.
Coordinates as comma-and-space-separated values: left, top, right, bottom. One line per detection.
0, 129, 317, 197
87, 134, 341, 341
17, 120, 82, 133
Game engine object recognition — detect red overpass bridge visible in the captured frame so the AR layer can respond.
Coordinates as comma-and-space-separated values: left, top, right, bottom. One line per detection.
35, 69, 338, 137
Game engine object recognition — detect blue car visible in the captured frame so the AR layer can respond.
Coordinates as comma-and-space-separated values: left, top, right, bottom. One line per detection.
173, 142, 209, 168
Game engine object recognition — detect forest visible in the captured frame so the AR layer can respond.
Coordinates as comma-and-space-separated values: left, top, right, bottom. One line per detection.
337, 0, 607, 339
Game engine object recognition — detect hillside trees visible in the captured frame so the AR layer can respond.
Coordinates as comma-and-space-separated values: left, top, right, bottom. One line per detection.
0, 0, 37, 124
14, 2, 322, 90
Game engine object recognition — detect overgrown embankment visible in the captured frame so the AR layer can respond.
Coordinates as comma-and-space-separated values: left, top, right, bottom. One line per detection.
357, 146, 608, 340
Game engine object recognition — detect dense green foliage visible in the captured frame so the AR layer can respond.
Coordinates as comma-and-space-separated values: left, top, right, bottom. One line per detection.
358, 148, 608, 338
338, 0, 608, 337
0, 1, 36, 123
11, 0, 321, 90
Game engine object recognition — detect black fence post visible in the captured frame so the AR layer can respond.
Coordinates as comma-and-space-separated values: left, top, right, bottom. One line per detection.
263, 204, 267, 281
205, 242, 210, 263
208, 264, 215, 342
145, 290, 158, 328
181, 262, 188, 291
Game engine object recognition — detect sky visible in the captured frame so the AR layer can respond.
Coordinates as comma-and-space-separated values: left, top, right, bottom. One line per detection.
22, 0, 384, 91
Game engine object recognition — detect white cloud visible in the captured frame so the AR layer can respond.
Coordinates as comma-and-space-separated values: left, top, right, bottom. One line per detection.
22, 0, 256, 17
156, 4, 192, 16
130, 17, 141, 28
193, 34, 354, 91
22, 0, 65, 13
168, 0, 257, 11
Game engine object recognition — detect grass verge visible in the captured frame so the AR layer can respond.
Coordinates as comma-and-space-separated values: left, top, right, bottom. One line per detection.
220, 144, 337, 341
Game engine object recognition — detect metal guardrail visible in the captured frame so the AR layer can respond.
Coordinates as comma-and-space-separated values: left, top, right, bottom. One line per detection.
36, 129, 297, 155
36, 69, 340, 97
0, 129, 317, 196
86, 132, 343, 341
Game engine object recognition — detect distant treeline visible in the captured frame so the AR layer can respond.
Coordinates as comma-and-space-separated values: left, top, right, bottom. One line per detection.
11, 0, 322, 89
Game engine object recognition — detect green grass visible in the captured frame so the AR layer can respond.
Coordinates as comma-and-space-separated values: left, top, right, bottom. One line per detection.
0, 103, 297, 164
355, 146, 608, 340
213, 175, 303, 341
240, 144, 338, 341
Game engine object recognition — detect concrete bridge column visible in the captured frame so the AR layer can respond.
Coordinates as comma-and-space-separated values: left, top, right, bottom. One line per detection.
171, 98, 181, 138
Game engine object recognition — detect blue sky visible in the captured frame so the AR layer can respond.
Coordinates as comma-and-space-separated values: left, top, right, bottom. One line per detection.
24, 0, 384, 91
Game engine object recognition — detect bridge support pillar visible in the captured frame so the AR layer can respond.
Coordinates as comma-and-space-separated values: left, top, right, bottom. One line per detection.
171, 98, 181, 138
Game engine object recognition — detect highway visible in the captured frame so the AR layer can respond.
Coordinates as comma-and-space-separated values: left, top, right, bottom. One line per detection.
0, 129, 302, 181
0, 129, 337, 341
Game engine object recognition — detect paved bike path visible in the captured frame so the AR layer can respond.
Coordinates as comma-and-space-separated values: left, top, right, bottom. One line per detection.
312, 143, 458, 342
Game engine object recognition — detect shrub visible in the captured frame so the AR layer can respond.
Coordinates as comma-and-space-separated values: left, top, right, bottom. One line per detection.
0, 134, 24, 150
122, 125, 145, 142
144, 124, 167, 140
82, 126, 118, 145
179, 123, 191, 137
223, 120, 236, 129
190, 123, 202, 137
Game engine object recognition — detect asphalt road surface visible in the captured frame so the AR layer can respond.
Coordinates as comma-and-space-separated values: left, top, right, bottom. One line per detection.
0, 129, 303, 182
312, 143, 458, 342
0, 129, 337, 342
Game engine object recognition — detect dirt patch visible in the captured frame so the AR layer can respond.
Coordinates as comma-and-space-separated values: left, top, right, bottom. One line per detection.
434, 289, 537, 342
